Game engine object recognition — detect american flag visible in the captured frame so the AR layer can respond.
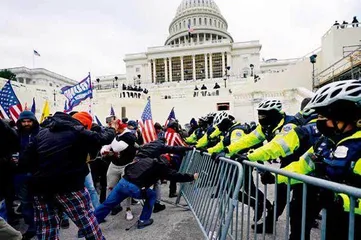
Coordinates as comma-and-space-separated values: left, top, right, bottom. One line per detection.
139, 98, 157, 144
0, 81, 23, 122
165, 128, 187, 147
188, 23, 194, 33
164, 107, 176, 127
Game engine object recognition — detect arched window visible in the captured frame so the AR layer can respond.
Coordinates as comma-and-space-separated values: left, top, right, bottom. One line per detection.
210, 19, 212, 26
194, 18, 196, 26
204, 18, 207, 25
183, 20, 186, 28
199, 18, 202, 25
218, 21, 220, 28
179, 22, 181, 29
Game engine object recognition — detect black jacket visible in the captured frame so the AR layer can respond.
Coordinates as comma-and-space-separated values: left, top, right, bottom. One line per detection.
19, 112, 115, 195
136, 138, 191, 159
123, 156, 194, 189
0, 120, 19, 197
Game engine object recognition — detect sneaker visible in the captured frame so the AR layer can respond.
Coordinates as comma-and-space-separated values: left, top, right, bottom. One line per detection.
60, 219, 70, 229
126, 210, 134, 221
111, 205, 123, 216
137, 219, 154, 229
153, 203, 166, 213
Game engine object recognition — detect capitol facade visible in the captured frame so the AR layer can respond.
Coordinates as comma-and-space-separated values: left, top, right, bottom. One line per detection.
1, 0, 360, 124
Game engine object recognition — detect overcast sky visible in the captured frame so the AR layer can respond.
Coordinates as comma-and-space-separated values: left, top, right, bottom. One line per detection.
1, 0, 360, 80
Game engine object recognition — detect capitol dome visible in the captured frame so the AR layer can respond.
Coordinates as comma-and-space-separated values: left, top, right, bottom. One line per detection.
165, 0, 233, 45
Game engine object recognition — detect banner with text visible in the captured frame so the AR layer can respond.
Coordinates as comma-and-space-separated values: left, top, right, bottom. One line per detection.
61, 74, 92, 112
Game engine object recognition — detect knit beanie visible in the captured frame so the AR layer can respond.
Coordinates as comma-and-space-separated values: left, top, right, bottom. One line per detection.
73, 112, 92, 130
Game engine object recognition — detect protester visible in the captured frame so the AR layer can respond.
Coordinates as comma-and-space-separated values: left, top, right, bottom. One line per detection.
95, 138, 197, 229
15, 111, 40, 239
19, 112, 115, 239
101, 119, 137, 221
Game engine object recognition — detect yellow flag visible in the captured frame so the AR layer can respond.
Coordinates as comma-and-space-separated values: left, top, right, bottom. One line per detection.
40, 100, 50, 123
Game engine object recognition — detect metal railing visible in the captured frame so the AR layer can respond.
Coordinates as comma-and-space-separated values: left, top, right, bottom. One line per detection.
176, 151, 243, 240
176, 151, 361, 240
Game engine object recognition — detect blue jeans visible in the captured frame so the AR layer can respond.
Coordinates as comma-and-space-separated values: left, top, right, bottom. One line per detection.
84, 173, 100, 209
63, 172, 100, 221
95, 179, 156, 222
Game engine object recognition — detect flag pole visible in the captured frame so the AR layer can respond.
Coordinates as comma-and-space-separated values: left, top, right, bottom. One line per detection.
88, 72, 92, 114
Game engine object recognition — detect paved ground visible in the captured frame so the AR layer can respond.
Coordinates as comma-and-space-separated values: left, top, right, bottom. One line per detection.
16, 183, 205, 240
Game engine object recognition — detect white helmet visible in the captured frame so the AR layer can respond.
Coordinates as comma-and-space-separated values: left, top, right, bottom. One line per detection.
306, 80, 361, 110
213, 111, 229, 126
257, 99, 282, 112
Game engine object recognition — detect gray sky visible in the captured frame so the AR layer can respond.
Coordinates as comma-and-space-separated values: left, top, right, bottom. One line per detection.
1, 0, 360, 80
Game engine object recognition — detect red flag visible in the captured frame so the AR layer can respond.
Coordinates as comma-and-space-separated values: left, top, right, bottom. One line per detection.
139, 98, 157, 144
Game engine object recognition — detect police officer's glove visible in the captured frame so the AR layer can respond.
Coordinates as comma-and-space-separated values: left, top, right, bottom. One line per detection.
198, 148, 207, 156
213, 152, 226, 163
261, 171, 275, 185
234, 153, 249, 164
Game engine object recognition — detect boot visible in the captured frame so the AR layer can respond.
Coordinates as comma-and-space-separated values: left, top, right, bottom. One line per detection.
252, 207, 274, 234
153, 202, 166, 213
137, 219, 154, 229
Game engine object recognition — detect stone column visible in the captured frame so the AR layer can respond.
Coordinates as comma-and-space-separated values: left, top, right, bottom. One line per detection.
152, 59, 156, 83
181, 56, 184, 81
222, 52, 226, 77
148, 61, 152, 83
209, 54, 213, 79
204, 54, 208, 79
169, 57, 173, 82
197, 34, 200, 43
164, 58, 168, 82
204, 33, 206, 42
192, 55, 196, 80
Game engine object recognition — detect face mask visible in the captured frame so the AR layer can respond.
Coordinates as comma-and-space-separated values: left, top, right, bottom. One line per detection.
316, 119, 335, 138
218, 119, 232, 132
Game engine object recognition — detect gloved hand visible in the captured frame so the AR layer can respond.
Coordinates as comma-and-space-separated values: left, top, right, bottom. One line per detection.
198, 148, 207, 156
234, 153, 249, 164
186, 146, 194, 151
261, 171, 275, 184
213, 152, 226, 163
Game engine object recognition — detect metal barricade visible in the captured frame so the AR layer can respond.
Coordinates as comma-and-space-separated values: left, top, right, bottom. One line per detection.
239, 160, 361, 240
176, 151, 243, 240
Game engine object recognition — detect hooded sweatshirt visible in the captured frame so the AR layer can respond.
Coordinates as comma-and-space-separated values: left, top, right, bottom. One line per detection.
16, 111, 40, 161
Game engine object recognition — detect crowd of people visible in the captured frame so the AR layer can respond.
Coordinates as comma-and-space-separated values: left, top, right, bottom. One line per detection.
1, 79, 361, 240
333, 16, 359, 28
0, 110, 197, 239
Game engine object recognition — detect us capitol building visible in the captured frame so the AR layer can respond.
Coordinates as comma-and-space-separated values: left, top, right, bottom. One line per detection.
1, 0, 361, 124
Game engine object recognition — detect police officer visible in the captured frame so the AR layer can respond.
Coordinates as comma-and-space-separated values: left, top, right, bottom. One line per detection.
207, 112, 246, 154
196, 112, 222, 149
238, 107, 320, 233
268, 80, 361, 240
213, 100, 290, 220
185, 116, 208, 145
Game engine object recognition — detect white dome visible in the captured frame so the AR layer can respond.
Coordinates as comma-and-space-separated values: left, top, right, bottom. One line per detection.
175, 0, 223, 18
165, 0, 233, 45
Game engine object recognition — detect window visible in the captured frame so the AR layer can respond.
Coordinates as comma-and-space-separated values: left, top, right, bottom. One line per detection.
183, 20, 186, 28
205, 18, 207, 25
179, 22, 181, 29
194, 18, 196, 26
188, 19, 191, 26
218, 21, 220, 28
199, 18, 202, 25
49, 82, 53, 87
210, 19, 212, 26
136, 67, 140, 73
